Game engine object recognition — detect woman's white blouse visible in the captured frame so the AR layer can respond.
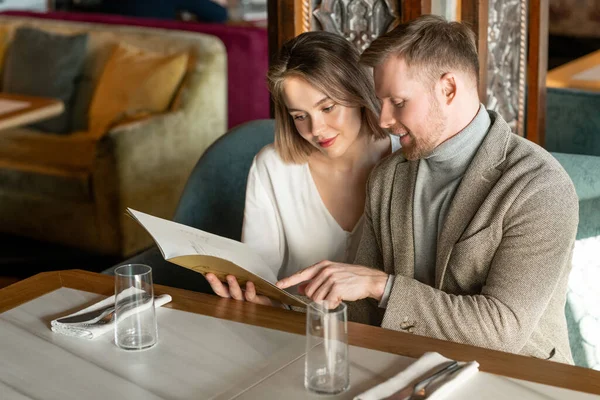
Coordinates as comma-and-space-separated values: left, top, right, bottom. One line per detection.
241, 136, 401, 284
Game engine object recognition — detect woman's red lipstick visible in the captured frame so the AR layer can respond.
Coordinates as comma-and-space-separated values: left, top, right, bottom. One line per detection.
318, 136, 337, 148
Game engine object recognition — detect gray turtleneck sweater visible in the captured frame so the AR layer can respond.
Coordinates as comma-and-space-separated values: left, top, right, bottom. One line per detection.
379, 105, 491, 306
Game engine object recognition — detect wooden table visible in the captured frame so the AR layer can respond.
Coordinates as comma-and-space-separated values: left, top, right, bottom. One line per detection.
547, 49, 600, 91
0, 93, 64, 131
1, 270, 599, 399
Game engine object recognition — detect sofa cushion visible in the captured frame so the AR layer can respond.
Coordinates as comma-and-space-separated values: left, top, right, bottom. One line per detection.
0, 127, 98, 170
0, 159, 91, 202
0, 27, 9, 82
88, 42, 189, 136
2, 26, 88, 134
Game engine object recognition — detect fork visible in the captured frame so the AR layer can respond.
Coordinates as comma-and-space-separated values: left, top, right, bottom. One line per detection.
406, 362, 463, 400
81, 294, 164, 327
82, 310, 116, 326
58, 305, 116, 325
383, 361, 460, 400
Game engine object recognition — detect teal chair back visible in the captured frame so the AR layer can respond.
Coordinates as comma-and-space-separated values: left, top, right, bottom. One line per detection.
174, 119, 275, 240
552, 152, 600, 370
546, 88, 600, 157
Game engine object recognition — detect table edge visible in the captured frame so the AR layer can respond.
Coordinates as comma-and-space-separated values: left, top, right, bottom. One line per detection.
1, 269, 598, 395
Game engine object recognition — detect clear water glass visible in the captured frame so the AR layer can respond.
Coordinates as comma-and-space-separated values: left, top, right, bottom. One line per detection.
305, 300, 349, 395
114, 264, 158, 351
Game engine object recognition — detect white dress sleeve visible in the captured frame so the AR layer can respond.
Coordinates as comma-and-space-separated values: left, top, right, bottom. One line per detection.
241, 158, 285, 277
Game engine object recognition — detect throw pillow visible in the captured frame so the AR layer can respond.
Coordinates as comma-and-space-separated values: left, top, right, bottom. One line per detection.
0, 27, 11, 84
3, 26, 88, 134
88, 42, 189, 136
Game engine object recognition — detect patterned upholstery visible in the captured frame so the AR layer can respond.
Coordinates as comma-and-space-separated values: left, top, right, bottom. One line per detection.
552, 152, 600, 369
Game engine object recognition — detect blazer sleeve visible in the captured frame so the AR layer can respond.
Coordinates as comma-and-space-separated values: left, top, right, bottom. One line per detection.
347, 172, 386, 325
241, 158, 285, 277
380, 169, 579, 354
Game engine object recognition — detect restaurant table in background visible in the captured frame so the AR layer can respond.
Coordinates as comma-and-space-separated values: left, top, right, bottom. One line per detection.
547, 49, 600, 92
0, 270, 599, 399
0, 92, 64, 131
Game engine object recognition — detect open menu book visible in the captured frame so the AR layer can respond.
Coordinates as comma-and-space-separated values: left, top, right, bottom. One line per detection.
127, 208, 307, 308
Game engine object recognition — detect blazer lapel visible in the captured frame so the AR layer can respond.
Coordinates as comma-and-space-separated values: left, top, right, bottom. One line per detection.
389, 159, 419, 277
434, 113, 511, 289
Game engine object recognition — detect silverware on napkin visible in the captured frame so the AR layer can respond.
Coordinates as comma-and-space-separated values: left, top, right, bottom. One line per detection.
56, 294, 152, 324
383, 361, 460, 400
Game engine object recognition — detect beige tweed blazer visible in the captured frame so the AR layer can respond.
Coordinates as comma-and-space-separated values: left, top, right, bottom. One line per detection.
350, 111, 578, 364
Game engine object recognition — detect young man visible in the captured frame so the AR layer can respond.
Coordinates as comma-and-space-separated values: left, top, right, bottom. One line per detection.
277, 15, 578, 364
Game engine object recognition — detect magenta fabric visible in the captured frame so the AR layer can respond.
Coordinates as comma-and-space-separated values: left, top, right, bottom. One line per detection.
1, 11, 270, 128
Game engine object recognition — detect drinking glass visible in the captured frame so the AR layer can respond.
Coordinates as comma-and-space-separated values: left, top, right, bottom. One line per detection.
304, 300, 349, 395
114, 264, 158, 350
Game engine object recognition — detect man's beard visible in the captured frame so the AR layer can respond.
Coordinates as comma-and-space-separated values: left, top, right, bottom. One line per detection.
400, 103, 446, 161
401, 132, 439, 160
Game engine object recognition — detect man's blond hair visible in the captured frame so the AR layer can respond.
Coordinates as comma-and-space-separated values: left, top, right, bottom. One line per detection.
361, 15, 479, 87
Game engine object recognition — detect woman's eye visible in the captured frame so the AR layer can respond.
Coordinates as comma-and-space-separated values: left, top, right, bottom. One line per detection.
394, 102, 405, 108
323, 105, 335, 113
293, 114, 306, 121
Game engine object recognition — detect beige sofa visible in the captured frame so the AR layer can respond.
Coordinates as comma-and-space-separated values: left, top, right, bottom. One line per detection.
0, 16, 227, 257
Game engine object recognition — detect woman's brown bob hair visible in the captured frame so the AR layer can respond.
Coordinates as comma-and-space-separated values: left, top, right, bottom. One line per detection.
267, 31, 387, 164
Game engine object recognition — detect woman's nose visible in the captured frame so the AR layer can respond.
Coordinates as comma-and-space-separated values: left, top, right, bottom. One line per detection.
310, 115, 326, 136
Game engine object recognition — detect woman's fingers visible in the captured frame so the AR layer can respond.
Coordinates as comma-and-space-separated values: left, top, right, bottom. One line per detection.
206, 273, 231, 298
207, 275, 277, 306
244, 281, 258, 302
245, 282, 271, 306
227, 275, 244, 300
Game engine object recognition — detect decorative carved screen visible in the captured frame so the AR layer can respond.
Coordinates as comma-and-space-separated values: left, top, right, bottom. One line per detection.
311, 0, 398, 51
486, 0, 528, 136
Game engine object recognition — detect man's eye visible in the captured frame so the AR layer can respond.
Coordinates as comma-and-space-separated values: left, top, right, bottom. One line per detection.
293, 114, 306, 121
323, 105, 335, 113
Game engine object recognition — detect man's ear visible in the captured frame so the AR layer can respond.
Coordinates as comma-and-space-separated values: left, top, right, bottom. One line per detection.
439, 72, 457, 104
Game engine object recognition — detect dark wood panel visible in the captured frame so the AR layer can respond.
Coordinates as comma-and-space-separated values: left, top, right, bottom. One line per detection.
461, 0, 489, 101
526, 0, 549, 146
267, 0, 307, 64
401, 0, 430, 22
267, 0, 309, 117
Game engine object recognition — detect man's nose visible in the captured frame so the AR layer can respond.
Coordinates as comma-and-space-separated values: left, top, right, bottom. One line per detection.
379, 102, 396, 129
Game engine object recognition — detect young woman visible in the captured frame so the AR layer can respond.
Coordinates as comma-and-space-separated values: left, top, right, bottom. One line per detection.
206, 31, 400, 304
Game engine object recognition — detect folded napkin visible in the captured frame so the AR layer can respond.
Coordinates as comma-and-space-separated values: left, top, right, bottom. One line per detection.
51, 292, 172, 340
355, 352, 479, 400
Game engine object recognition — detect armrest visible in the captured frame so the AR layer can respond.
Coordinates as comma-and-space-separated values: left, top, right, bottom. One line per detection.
90, 47, 227, 257
103, 246, 214, 294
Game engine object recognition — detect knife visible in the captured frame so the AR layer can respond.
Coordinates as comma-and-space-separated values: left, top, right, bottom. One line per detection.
56, 294, 150, 324
382, 361, 459, 400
